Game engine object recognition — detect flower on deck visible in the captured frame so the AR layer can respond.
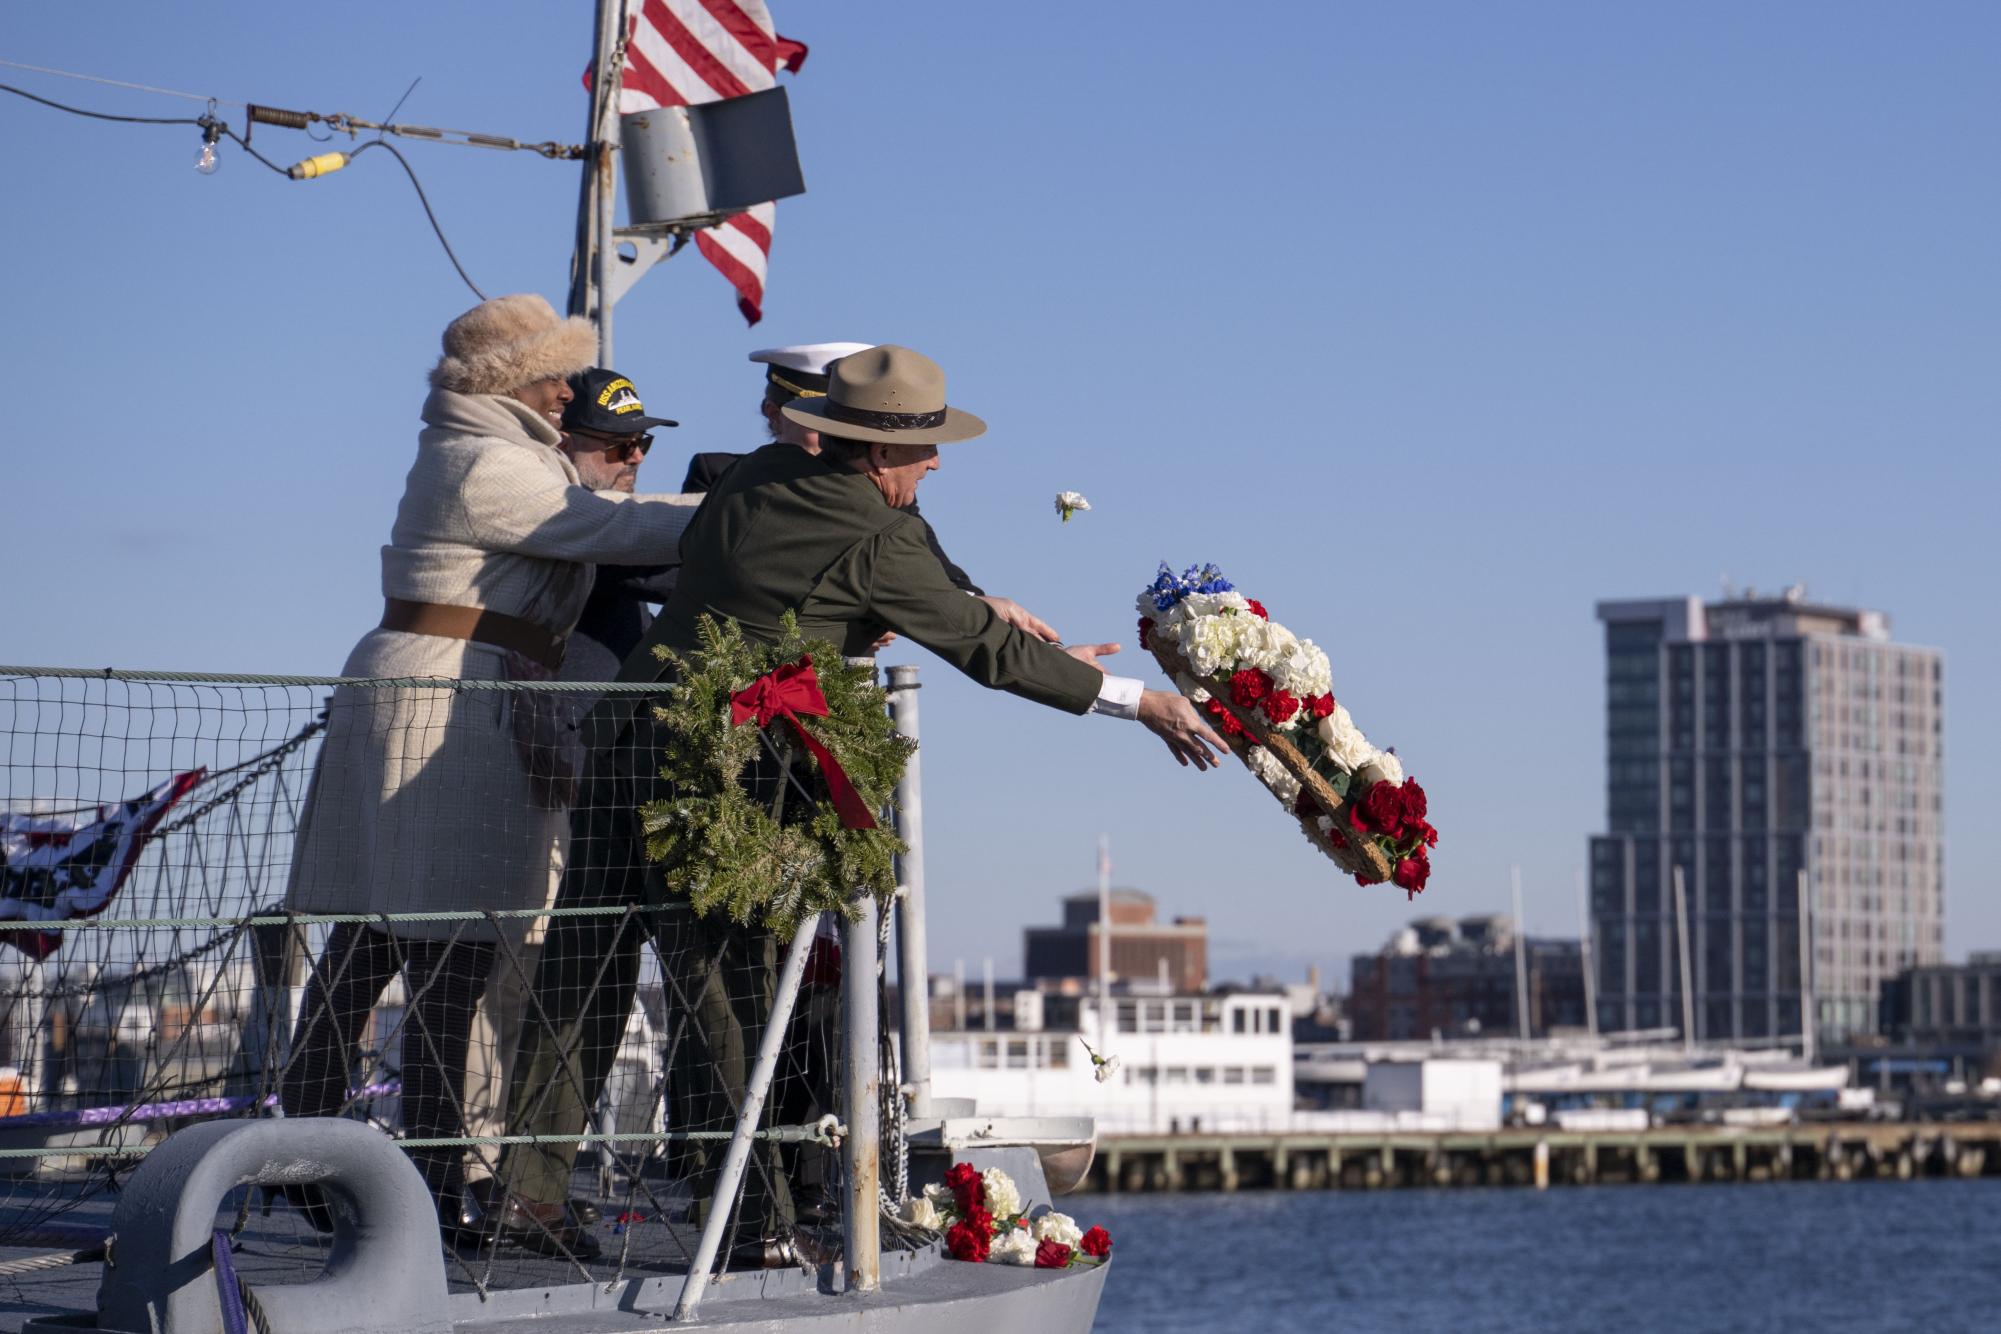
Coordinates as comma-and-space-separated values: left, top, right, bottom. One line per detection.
1055, 491, 1093, 522
990, 1227, 1040, 1266
981, 1166, 1023, 1220
1080, 1225, 1113, 1259
1035, 1239, 1075, 1269
946, 1213, 992, 1263
1032, 1211, 1084, 1248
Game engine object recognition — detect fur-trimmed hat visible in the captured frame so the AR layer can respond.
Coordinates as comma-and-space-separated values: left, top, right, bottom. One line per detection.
429, 294, 598, 396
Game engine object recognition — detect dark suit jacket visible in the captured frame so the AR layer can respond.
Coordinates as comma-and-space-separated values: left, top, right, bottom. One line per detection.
605, 444, 1097, 736
681, 449, 984, 595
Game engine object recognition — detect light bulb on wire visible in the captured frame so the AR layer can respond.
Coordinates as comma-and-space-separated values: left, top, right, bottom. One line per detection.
195, 110, 223, 176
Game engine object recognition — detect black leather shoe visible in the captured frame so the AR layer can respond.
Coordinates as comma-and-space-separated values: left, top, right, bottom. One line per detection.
566, 1197, 603, 1228
494, 1194, 603, 1261
727, 1236, 802, 1270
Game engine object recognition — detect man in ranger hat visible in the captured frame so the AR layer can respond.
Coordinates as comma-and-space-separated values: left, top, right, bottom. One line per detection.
682, 343, 1060, 643
493, 344, 1224, 1267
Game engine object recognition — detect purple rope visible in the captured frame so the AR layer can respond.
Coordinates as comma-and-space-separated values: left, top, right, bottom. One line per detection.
0, 1082, 399, 1130
212, 1228, 249, 1334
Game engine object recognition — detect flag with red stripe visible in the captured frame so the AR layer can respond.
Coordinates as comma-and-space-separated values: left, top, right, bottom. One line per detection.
613, 0, 807, 325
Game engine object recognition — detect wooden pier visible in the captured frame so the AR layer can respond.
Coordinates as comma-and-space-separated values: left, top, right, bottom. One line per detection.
1079, 1123, 2001, 1193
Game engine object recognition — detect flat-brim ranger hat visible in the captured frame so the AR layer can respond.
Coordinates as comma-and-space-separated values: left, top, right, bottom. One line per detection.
780, 344, 986, 446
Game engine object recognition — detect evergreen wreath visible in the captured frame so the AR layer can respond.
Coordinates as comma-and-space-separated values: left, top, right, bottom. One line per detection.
636, 613, 915, 932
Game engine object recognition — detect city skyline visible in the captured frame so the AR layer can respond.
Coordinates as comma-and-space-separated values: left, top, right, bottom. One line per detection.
4, 4, 1997, 980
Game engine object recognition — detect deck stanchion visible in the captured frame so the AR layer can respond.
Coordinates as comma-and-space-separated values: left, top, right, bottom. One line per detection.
842, 891, 883, 1291
672, 913, 822, 1323
887, 665, 931, 1118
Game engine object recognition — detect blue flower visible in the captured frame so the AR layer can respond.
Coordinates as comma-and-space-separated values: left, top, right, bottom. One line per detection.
1142, 560, 1232, 611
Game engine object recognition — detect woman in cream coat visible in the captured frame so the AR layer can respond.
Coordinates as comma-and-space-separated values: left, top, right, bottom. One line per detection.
279, 295, 698, 1238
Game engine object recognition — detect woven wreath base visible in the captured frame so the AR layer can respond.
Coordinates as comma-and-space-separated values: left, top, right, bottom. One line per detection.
1150, 640, 1393, 883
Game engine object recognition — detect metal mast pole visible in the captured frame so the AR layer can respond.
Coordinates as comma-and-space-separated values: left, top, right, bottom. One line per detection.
586, 0, 623, 363
888, 665, 931, 1117
1576, 866, 1599, 1041
1797, 868, 1816, 1065
1672, 865, 1696, 1053
1510, 866, 1531, 1046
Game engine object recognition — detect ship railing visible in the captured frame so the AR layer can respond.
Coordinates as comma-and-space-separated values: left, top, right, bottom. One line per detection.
0, 663, 936, 1316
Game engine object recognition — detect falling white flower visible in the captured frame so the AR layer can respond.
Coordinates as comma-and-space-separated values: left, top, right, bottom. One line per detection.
1055, 491, 1092, 522
1080, 1037, 1121, 1084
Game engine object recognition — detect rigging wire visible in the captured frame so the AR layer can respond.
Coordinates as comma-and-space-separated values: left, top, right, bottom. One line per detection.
0, 57, 235, 106
349, 138, 488, 300
1, 81, 489, 301
0, 80, 202, 126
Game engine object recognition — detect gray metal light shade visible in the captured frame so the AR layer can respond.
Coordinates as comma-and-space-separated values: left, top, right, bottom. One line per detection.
619, 85, 805, 228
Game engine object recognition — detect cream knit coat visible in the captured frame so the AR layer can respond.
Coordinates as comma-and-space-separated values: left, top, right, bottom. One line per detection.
285, 389, 700, 938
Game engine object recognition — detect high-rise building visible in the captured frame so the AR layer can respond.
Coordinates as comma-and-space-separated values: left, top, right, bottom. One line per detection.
1591, 589, 1943, 1044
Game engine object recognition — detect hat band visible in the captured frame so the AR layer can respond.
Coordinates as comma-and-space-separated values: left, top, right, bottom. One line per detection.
824, 400, 948, 432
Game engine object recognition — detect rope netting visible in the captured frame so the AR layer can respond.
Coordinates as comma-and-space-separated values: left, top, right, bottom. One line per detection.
0, 669, 901, 1292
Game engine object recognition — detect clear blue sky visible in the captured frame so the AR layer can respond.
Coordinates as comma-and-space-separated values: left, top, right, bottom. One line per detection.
4, 2, 1996, 985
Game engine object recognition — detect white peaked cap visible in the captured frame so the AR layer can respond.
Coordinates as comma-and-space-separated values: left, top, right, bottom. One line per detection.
748, 343, 874, 375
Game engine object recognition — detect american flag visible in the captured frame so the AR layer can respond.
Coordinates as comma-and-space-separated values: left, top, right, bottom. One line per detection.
615, 0, 807, 325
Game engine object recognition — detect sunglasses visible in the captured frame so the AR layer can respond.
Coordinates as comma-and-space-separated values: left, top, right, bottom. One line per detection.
569, 428, 652, 459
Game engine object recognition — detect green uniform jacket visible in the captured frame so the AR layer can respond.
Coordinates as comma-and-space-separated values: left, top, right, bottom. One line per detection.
612, 443, 1101, 727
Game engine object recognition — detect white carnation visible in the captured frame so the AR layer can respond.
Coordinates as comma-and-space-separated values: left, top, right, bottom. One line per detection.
1274, 639, 1332, 701
981, 1167, 1022, 1220
1032, 1211, 1084, 1248
1315, 705, 1373, 772
903, 1194, 944, 1230
1358, 752, 1405, 786
922, 1182, 956, 1218
990, 1226, 1039, 1266
1173, 673, 1211, 704
1179, 613, 1245, 678
1245, 746, 1301, 804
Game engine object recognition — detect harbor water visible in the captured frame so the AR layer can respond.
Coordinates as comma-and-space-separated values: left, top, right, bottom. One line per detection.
1087, 1178, 2001, 1332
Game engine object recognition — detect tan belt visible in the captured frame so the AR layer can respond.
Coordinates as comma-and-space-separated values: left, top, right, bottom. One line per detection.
380, 598, 566, 672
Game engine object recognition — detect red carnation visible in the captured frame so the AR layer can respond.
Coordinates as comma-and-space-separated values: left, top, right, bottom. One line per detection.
1137, 617, 1154, 650
1246, 599, 1270, 620
1416, 819, 1439, 849
1358, 781, 1408, 835
1229, 669, 1272, 708
1348, 802, 1372, 836
944, 1162, 982, 1214
1354, 872, 1376, 887
1079, 1226, 1113, 1259
1393, 850, 1432, 900
1205, 698, 1246, 738
1262, 689, 1300, 725
1328, 826, 1349, 849
1399, 777, 1428, 825
1308, 693, 1336, 720
946, 1215, 992, 1263
1035, 1239, 1074, 1269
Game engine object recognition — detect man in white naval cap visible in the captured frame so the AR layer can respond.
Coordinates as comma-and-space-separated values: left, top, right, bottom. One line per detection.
682, 343, 1059, 641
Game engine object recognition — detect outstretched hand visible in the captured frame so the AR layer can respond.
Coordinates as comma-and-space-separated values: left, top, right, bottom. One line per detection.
1137, 689, 1228, 771
1063, 642, 1122, 672
982, 596, 1061, 643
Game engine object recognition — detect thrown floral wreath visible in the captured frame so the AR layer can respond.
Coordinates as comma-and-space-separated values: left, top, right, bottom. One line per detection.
901, 1164, 1112, 1269
1138, 563, 1436, 896
637, 613, 915, 931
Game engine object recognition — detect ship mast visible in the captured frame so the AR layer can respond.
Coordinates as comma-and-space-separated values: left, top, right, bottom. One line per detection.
573, 0, 625, 363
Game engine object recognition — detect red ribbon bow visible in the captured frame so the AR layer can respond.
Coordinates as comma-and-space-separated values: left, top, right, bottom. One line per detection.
729, 656, 878, 830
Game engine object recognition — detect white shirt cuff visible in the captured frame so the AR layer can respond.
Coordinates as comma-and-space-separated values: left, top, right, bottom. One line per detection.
1091, 674, 1144, 720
